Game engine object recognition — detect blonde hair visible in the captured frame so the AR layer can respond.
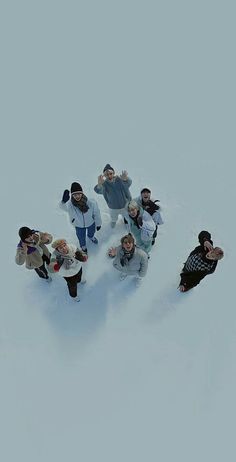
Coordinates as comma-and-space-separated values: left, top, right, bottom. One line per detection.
128, 200, 139, 211
51, 239, 67, 249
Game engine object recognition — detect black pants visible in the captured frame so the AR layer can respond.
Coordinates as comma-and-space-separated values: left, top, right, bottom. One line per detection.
180, 270, 207, 291
34, 254, 51, 279
63, 268, 82, 298
152, 225, 158, 245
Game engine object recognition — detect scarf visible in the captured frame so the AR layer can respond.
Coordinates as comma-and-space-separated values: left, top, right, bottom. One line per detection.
71, 193, 89, 213
120, 246, 135, 267
141, 199, 160, 215
129, 210, 141, 228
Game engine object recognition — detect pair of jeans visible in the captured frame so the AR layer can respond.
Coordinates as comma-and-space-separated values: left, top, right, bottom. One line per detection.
75, 222, 96, 248
63, 268, 82, 298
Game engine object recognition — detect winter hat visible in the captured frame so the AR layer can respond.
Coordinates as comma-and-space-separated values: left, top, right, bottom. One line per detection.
103, 164, 114, 173
19, 226, 33, 241
51, 239, 67, 249
121, 233, 135, 246
70, 182, 83, 194
141, 187, 151, 194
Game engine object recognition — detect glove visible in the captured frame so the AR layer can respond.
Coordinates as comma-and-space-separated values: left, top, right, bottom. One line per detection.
53, 263, 61, 272
62, 189, 70, 203
137, 216, 143, 227
96, 226, 101, 231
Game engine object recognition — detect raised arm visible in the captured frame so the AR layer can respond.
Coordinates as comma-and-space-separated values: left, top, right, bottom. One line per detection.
15, 242, 27, 265
94, 175, 105, 194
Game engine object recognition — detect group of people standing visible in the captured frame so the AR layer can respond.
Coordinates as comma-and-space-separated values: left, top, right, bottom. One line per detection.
15, 163, 224, 302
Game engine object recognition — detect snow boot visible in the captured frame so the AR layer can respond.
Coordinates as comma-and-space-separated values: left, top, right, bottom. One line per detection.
73, 295, 80, 302
119, 272, 128, 281
135, 277, 142, 287
89, 236, 98, 244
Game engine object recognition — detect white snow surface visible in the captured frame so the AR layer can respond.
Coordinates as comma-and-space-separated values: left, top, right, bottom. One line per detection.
1, 1, 235, 461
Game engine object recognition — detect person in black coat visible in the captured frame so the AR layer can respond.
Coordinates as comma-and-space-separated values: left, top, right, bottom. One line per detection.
179, 231, 224, 292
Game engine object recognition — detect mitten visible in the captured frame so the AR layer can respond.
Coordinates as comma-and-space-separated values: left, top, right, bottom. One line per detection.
53, 263, 61, 272
96, 226, 101, 231
62, 189, 70, 203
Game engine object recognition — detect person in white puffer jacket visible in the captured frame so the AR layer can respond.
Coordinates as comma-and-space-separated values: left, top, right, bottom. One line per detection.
60, 182, 102, 253
134, 187, 163, 246
126, 200, 156, 255
48, 239, 88, 301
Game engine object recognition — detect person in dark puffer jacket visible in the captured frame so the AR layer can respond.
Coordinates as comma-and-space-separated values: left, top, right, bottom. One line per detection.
179, 231, 224, 292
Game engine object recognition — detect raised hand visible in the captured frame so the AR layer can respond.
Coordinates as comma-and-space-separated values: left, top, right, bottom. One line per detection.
120, 170, 128, 181
21, 242, 28, 252
204, 240, 214, 252
108, 247, 117, 258
98, 174, 105, 186
62, 189, 70, 203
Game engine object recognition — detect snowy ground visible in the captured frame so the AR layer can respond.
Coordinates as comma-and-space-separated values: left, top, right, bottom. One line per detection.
1, 1, 236, 461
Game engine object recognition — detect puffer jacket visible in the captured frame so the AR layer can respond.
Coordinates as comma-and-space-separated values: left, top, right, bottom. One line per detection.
15, 232, 52, 270
127, 209, 156, 254
48, 244, 87, 277
134, 195, 164, 226
113, 245, 148, 277
60, 198, 101, 228
94, 176, 132, 209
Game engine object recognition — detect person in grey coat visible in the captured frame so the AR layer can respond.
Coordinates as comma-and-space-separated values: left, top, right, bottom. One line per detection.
108, 233, 148, 286
94, 164, 132, 228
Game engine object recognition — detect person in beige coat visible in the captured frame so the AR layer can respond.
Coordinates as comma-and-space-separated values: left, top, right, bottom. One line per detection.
15, 226, 53, 281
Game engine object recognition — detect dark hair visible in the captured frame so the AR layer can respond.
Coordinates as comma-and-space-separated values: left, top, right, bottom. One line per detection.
18, 226, 33, 241
121, 233, 135, 246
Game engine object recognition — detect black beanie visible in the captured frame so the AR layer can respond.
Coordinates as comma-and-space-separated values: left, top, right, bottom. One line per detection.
103, 164, 114, 173
71, 182, 83, 194
19, 226, 33, 241
141, 187, 151, 194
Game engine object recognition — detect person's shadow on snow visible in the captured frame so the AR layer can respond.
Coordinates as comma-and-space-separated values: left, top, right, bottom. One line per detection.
145, 282, 192, 324
27, 264, 134, 351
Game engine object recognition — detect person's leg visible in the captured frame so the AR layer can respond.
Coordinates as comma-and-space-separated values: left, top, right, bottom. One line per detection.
35, 263, 49, 279
109, 208, 119, 227
140, 240, 152, 255
152, 226, 158, 245
75, 227, 86, 248
64, 274, 78, 298
120, 207, 129, 222
74, 267, 82, 284
42, 253, 51, 265
119, 272, 128, 281
87, 222, 98, 243
179, 271, 204, 292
